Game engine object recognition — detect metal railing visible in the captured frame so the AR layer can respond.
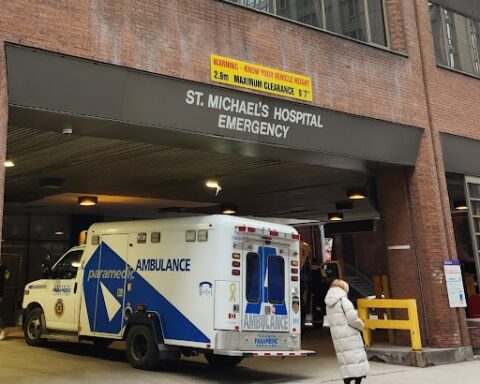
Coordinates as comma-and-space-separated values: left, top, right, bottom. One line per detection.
357, 298, 422, 351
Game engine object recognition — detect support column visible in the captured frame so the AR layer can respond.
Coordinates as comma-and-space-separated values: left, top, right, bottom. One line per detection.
0, 42, 7, 250
377, 132, 471, 348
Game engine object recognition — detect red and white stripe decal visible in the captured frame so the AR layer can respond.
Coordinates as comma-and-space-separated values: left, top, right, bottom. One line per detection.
236, 226, 300, 241
251, 351, 310, 357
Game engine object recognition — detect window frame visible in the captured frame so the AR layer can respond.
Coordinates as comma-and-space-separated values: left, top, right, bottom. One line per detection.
267, 254, 286, 305
245, 251, 262, 304
429, 1, 480, 78
223, 0, 391, 49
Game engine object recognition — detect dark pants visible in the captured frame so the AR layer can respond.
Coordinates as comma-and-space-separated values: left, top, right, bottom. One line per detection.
343, 377, 364, 384
0, 297, 5, 328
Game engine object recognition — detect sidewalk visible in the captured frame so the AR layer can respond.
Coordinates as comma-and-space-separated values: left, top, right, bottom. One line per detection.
1, 327, 479, 384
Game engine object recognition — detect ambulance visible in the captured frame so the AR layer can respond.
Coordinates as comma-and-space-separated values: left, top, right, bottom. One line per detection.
20, 215, 314, 370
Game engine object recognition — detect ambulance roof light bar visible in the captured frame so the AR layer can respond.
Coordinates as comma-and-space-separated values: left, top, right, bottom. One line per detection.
235, 226, 300, 241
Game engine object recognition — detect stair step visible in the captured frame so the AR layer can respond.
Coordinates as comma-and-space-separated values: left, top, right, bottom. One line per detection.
42, 332, 79, 342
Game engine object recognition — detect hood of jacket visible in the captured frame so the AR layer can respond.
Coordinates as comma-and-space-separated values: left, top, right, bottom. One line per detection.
324, 286, 347, 307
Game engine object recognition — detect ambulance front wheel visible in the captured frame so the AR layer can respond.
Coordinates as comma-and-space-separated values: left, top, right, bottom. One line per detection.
24, 308, 47, 347
126, 325, 159, 370
205, 353, 243, 368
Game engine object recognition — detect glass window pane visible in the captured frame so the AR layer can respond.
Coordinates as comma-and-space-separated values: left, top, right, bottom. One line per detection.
231, 0, 274, 13
277, 0, 324, 28
268, 255, 285, 304
246, 252, 261, 302
325, 0, 368, 43
447, 10, 477, 75
52, 250, 83, 279
429, 3, 448, 66
367, 0, 387, 46
474, 21, 480, 74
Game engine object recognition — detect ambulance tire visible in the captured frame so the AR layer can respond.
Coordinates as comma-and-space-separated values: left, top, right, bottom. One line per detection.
126, 325, 159, 370
204, 353, 243, 368
24, 308, 47, 347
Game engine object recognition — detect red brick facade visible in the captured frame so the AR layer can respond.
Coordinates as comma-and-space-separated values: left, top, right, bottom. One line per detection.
0, 1, 476, 350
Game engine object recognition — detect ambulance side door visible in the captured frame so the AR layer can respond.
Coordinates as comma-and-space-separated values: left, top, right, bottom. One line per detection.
44, 249, 83, 332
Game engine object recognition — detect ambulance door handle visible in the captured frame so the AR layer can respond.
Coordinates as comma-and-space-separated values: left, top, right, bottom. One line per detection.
74, 283, 77, 294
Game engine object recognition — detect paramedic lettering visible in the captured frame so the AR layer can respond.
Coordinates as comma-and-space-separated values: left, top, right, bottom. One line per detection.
136, 258, 191, 272
87, 268, 135, 282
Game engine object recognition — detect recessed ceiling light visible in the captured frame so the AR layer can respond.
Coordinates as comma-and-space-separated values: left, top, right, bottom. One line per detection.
454, 201, 468, 211
347, 188, 366, 200
205, 179, 222, 196
222, 204, 237, 215
4, 159, 15, 168
78, 196, 98, 206
328, 212, 344, 221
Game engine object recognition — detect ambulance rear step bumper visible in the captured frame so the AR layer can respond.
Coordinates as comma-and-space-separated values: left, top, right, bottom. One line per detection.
214, 349, 315, 357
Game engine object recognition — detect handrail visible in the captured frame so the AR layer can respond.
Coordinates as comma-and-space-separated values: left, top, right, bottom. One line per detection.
357, 298, 422, 351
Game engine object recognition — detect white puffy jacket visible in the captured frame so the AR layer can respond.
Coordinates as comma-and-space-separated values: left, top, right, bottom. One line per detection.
325, 287, 369, 379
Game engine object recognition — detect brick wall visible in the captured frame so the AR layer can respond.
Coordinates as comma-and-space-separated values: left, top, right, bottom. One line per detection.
0, 0, 428, 129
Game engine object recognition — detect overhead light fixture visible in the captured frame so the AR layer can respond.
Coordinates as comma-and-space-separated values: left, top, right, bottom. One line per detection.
335, 201, 353, 211
78, 196, 98, 206
4, 159, 15, 168
55, 231, 65, 236
222, 204, 237, 215
40, 177, 64, 189
328, 212, 343, 221
205, 179, 222, 196
454, 201, 468, 211
347, 188, 366, 200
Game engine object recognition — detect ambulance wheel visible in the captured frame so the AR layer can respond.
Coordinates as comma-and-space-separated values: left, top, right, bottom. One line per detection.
205, 353, 243, 368
24, 308, 47, 347
126, 325, 159, 370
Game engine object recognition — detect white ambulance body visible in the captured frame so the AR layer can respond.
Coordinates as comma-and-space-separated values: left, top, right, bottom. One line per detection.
21, 215, 314, 369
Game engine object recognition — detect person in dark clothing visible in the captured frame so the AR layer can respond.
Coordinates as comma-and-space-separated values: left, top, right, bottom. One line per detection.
0, 261, 8, 340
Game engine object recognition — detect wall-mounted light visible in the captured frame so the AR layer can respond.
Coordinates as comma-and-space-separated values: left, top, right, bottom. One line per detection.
4, 159, 15, 168
78, 196, 98, 206
454, 201, 468, 211
335, 201, 353, 210
222, 204, 237, 215
328, 212, 343, 221
347, 188, 366, 200
205, 179, 222, 196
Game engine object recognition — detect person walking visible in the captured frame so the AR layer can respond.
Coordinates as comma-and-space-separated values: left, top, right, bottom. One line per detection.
325, 279, 369, 384
0, 261, 8, 341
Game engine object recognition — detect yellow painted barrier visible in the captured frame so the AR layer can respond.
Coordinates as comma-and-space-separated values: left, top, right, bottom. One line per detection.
357, 299, 422, 351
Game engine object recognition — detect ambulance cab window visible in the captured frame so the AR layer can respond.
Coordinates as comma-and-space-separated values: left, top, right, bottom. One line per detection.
246, 252, 261, 303
268, 256, 285, 304
52, 250, 83, 279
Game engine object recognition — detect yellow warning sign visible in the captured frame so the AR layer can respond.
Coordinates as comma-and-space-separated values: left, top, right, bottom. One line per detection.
210, 54, 313, 102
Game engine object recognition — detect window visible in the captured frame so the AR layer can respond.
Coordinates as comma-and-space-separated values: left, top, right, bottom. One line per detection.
52, 250, 83, 279
246, 252, 261, 302
227, 0, 388, 47
151, 232, 161, 243
267, 255, 285, 304
137, 232, 147, 244
429, 2, 480, 77
185, 230, 196, 242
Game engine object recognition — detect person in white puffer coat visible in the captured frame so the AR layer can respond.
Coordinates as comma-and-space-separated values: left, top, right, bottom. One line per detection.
325, 279, 369, 384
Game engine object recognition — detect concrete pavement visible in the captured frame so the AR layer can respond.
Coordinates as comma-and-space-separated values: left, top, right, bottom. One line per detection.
0, 327, 478, 383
